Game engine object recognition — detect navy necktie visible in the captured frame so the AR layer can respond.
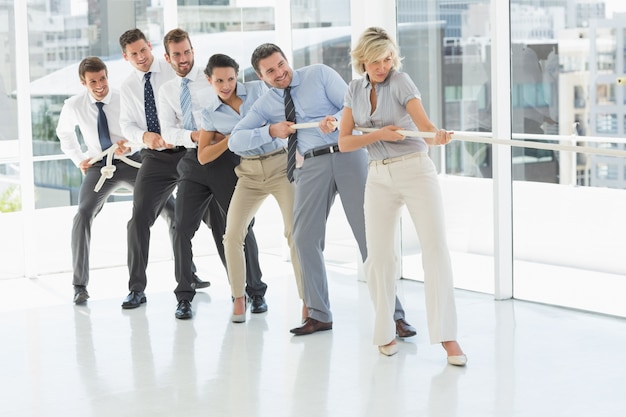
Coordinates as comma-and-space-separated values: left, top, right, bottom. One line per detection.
284, 86, 297, 182
95, 101, 113, 164
144, 72, 160, 134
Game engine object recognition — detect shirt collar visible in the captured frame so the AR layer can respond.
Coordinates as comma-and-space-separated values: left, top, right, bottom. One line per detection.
134, 57, 162, 82
90, 89, 112, 105
279, 70, 301, 96
235, 82, 247, 101
179, 64, 201, 86
365, 69, 394, 88
209, 82, 247, 112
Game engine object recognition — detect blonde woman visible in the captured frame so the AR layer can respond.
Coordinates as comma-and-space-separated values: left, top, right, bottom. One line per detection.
338, 27, 466, 365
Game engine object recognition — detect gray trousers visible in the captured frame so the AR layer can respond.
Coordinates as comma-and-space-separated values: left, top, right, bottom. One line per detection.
72, 157, 140, 287
293, 147, 406, 323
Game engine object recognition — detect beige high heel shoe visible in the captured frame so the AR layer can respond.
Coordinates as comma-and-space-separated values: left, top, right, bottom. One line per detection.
442, 341, 467, 366
378, 340, 398, 356
231, 296, 247, 323
447, 354, 468, 366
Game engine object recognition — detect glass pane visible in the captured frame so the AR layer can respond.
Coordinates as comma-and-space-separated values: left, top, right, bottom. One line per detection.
397, 0, 495, 294
290, 0, 352, 83
181, 1, 354, 82
1, 3, 21, 279
0, 162, 21, 213
28, 0, 166, 209
18, 0, 170, 279
512, 1, 626, 317
0, 2, 20, 216
286, 0, 353, 261
0, 160, 23, 278
178, 1, 277, 81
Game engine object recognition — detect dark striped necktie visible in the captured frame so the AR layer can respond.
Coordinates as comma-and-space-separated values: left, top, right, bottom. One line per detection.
284, 86, 297, 182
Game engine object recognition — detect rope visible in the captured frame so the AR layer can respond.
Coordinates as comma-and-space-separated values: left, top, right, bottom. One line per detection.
88, 143, 143, 192
290, 122, 626, 158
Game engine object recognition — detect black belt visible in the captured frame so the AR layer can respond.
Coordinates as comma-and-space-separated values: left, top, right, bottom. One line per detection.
160, 146, 186, 153
303, 144, 340, 160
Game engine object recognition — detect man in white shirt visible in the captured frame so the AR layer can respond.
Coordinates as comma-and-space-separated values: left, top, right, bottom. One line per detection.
56, 56, 138, 304
118, 28, 211, 310
158, 28, 264, 319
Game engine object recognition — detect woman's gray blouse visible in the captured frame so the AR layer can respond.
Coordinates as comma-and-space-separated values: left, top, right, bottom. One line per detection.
344, 70, 429, 160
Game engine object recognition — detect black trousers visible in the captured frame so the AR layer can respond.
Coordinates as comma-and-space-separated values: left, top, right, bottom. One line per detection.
173, 149, 265, 302
127, 148, 190, 292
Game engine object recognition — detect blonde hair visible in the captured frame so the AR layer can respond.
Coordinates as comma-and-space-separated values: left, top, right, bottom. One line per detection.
350, 27, 402, 76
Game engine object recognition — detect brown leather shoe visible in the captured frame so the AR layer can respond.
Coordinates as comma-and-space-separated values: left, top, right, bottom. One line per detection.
395, 318, 417, 338
290, 317, 333, 335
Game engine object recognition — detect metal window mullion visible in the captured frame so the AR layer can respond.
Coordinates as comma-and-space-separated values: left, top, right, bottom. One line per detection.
15, 0, 37, 278
492, 0, 513, 300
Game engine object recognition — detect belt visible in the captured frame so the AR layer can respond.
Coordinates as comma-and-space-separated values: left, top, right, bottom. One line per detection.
303, 144, 340, 159
160, 146, 186, 153
369, 152, 427, 166
241, 147, 287, 161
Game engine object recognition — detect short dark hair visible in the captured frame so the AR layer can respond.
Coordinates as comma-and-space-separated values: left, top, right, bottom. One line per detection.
250, 43, 286, 74
204, 54, 240, 77
78, 57, 107, 82
163, 28, 192, 56
119, 28, 147, 52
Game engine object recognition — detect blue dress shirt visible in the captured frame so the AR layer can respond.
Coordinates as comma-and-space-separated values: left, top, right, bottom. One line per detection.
229, 64, 346, 156
201, 81, 268, 145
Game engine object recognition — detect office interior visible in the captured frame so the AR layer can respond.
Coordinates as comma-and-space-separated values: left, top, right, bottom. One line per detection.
1, 1, 626, 416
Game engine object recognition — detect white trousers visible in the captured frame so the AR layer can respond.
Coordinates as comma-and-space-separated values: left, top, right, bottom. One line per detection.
364, 152, 458, 345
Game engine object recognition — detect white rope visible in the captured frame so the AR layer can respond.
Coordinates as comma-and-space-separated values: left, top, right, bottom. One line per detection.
290, 122, 626, 158
88, 143, 143, 192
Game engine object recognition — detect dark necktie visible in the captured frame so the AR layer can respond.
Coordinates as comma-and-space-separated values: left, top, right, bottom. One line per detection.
180, 77, 196, 130
284, 86, 297, 182
144, 72, 160, 134
95, 101, 113, 164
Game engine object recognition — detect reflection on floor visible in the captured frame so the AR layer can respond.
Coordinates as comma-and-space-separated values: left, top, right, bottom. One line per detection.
1, 252, 625, 417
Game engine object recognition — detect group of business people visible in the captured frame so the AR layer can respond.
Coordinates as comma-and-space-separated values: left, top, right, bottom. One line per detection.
56, 25, 466, 365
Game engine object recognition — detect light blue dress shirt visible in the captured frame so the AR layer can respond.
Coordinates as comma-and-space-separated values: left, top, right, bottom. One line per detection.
229, 64, 346, 156
344, 70, 429, 160
201, 81, 268, 145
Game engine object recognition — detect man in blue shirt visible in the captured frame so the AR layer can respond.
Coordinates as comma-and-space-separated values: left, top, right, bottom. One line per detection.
231, 43, 415, 336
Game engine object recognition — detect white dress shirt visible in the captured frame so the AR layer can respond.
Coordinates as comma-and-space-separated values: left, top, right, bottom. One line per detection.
119, 58, 176, 146
158, 63, 217, 148
56, 89, 129, 167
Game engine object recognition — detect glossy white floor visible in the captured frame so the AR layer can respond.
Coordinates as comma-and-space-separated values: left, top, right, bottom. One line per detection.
2, 247, 626, 417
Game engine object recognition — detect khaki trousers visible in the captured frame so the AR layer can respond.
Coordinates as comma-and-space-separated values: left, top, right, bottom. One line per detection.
223, 150, 303, 298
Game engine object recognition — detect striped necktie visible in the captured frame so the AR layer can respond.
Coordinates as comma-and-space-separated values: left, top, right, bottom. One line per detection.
284, 86, 297, 182
180, 77, 196, 130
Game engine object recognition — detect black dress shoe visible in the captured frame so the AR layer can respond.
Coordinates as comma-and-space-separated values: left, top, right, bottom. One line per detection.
249, 295, 268, 313
121, 291, 146, 309
395, 318, 417, 338
175, 299, 193, 319
73, 286, 89, 304
191, 275, 210, 289
290, 317, 333, 335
